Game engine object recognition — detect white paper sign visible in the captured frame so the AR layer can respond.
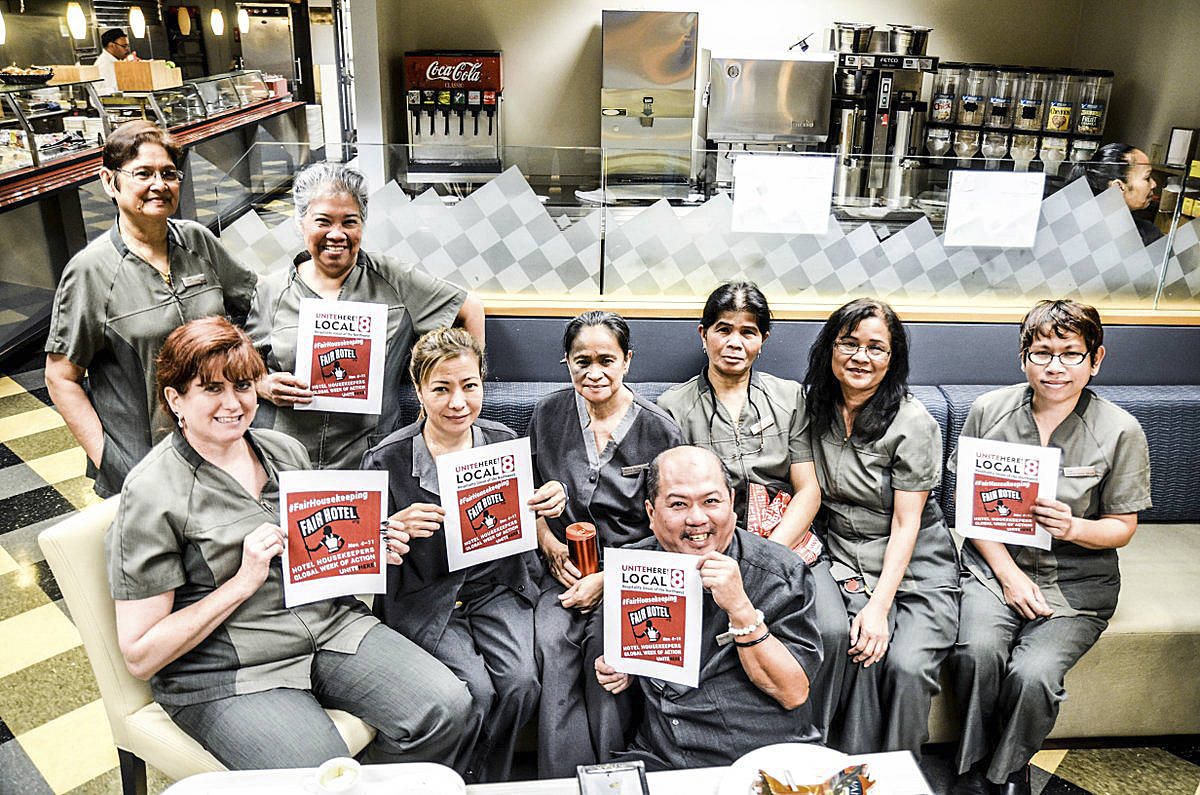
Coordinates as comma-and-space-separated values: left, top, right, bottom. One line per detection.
603, 547, 703, 689
944, 170, 1046, 249
955, 437, 1062, 551
731, 153, 836, 235
435, 436, 538, 572
294, 298, 388, 415
279, 469, 389, 607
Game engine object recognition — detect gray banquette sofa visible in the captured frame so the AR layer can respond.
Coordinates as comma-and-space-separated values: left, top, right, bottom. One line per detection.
399, 381, 1200, 742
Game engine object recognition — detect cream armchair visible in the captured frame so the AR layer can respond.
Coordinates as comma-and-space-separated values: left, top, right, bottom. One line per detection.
38, 498, 376, 795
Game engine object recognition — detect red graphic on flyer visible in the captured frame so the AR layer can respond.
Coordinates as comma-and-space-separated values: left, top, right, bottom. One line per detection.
455, 453, 521, 553
619, 566, 689, 668
285, 489, 382, 583
971, 453, 1041, 536
309, 334, 372, 401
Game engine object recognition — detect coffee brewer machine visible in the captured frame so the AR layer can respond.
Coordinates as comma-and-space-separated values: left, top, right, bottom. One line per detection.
403, 50, 503, 181
829, 32, 937, 206
600, 10, 699, 200
699, 52, 835, 191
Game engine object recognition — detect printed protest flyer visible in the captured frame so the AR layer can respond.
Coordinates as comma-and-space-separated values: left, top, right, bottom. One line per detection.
955, 436, 1062, 551
279, 470, 389, 607
294, 298, 388, 415
435, 436, 537, 571
603, 547, 702, 689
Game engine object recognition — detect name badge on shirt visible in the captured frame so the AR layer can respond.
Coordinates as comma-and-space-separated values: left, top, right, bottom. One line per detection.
620, 464, 648, 477
181, 273, 207, 289
1063, 466, 1099, 477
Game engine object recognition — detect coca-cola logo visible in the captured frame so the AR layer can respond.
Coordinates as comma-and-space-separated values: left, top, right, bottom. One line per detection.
425, 60, 482, 83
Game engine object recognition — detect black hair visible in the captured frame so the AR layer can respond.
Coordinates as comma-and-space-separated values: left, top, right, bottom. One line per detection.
1066, 142, 1138, 195
645, 446, 735, 505
700, 281, 771, 335
1020, 299, 1104, 360
803, 298, 911, 445
101, 28, 127, 48
561, 310, 631, 355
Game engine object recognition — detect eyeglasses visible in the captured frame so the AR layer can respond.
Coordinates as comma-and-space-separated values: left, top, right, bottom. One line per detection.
834, 341, 891, 360
113, 167, 185, 184
1025, 350, 1088, 367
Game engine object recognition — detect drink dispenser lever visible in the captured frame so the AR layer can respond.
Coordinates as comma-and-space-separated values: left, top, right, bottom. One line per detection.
483, 90, 497, 136
468, 90, 481, 136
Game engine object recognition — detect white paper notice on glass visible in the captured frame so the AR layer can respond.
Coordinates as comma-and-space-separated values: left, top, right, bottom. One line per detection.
955, 437, 1062, 551
436, 436, 538, 572
278, 469, 388, 608
294, 298, 388, 415
731, 153, 836, 236
943, 170, 1046, 249
603, 547, 703, 689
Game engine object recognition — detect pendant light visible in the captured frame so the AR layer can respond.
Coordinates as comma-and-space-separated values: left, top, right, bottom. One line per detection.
0, 11, 7, 46
176, 6, 191, 35
66, 1, 87, 39
209, 7, 224, 35
237, 7, 249, 34
129, 6, 146, 38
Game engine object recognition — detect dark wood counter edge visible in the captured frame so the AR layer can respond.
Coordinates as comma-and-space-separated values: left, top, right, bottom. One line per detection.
479, 296, 1200, 326
0, 98, 304, 212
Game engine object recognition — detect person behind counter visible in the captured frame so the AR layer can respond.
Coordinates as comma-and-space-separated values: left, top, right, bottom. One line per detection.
803, 298, 959, 756
528, 311, 683, 778
45, 121, 256, 497
949, 300, 1151, 795
655, 281, 848, 741
1066, 142, 1161, 246
95, 27, 132, 96
107, 316, 473, 770
363, 327, 566, 783
247, 161, 484, 468
593, 445, 823, 770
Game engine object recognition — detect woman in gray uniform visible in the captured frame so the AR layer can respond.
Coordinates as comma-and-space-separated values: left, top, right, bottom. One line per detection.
655, 281, 848, 742
108, 317, 472, 770
528, 311, 683, 777
246, 162, 484, 468
803, 298, 959, 755
950, 300, 1151, 795
45, 121, 256, 497
363, 327, 566, 783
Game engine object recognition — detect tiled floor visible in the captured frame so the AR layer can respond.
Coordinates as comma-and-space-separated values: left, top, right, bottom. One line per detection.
0, 352, 1196, 794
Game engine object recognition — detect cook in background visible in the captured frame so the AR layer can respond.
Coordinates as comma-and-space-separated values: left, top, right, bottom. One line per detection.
94, 27, 132, 96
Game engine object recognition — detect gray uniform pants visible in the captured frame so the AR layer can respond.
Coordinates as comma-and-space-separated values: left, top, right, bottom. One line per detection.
534, 581, 638, 778
829, 582, 958, 754
950, 575, 1106, 785
809, 558, 852, 743
165, 624, 473, 770
432, 582, 541, 783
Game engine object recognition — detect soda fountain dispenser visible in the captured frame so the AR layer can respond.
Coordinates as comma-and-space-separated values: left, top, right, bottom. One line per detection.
403, 50, 503, 181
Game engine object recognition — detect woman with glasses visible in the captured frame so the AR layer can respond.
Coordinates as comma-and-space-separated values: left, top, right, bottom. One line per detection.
246, 161, 484, 468
803, 298, 959, 756
949, 300, 1150, 795
656, 281, 848, 742
527, 311, 683, 777
45, 121, 256, 497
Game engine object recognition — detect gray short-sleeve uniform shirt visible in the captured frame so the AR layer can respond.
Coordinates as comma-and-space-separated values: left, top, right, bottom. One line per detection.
528, 387, 683, 550
45, 220, 256, 496
955, 385, 1152, 618
656, 371, 811, 517
246, 250, 466, 469
810, 394, 958, 592
105, 428, 376, 707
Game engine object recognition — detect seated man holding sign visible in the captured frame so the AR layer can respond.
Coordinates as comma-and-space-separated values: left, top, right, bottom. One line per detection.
594, 445, 824, 770
948, 300, 1151, 795
363, 327, 567, 783
107, 318, 473, 770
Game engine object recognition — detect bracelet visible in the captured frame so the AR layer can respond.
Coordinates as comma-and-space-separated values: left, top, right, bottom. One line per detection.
727, 608, 765, 637
733, 629, 772, 648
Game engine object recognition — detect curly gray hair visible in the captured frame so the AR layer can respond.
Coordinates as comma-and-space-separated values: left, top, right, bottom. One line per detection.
292, 161, 369, 223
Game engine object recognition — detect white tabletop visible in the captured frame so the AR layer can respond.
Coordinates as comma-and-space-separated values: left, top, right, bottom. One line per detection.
164, 750, 931, 794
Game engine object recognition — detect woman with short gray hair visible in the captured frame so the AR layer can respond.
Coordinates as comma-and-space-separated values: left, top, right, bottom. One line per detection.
245, 161, 485, 468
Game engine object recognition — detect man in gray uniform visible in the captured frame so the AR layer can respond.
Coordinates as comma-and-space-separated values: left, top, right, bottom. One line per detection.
594, 446, 824, 770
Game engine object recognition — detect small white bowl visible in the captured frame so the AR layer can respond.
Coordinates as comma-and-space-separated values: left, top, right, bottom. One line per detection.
315, 756, 361, 793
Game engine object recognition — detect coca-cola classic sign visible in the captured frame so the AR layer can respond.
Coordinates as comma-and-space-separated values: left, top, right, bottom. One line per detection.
405, 53, 502, 90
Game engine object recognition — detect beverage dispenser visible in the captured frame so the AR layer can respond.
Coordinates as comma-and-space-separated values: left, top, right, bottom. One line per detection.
404, 50, 503, 180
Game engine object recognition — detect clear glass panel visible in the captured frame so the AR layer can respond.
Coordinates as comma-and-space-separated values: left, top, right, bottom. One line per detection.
231, 71, 271, 104
151, 85, 207, 125
5, 83, 105, 162
0, 97, 35, 175
192, 76, 242, 114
